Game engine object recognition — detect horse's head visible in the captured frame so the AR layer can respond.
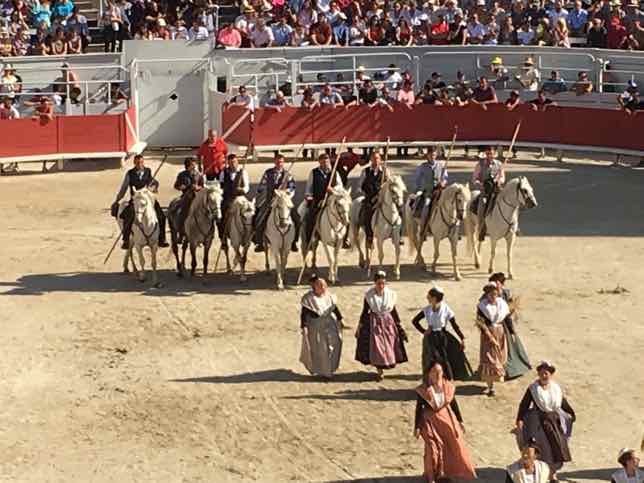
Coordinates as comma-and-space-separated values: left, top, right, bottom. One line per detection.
272, 189, 293, 230
203, 180, 223, 221
517, 176, 538, 210
237, 197, 256, 226
450, 183, 471, 221
132, 188, 155, 224
329, 187, 352, 225
381, 175, 406, 209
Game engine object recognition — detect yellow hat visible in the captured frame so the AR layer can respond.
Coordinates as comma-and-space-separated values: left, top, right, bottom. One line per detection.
491, 56, 503, 65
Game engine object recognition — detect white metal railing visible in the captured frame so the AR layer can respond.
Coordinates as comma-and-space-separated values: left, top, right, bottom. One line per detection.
227, 57, 290, 97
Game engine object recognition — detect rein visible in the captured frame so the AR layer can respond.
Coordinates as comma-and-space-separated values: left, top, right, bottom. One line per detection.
323, 196, 349, 244
493, 182, 523, 237
192, 193, 217, 241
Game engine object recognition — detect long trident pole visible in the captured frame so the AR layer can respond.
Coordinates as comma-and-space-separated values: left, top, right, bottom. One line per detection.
296, 137, 347, 285
103, 154, 168, 265
504, 120, 522, 166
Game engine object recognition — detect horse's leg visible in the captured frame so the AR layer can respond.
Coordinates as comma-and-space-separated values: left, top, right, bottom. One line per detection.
431, 235, 440, 274
333, 240, 341, 283
475, 239, 482, 270
321, 241, 334, 284
393, 229, 401, 280
356, 227, 366, 269
416, 221, 426, 267
190, 242, 197, 277
506, 232, 516, 280
128, 247, 139, 280
450, 233, 461, 281
274, 247, 284, 290
181, 240, 188, 276
137, 246, 146, 282
172, 239, 182, 277
311, 239, 318, 270
238, 246, 247, 282
202, 239, 211, 282
123, 246, 130, 273
151, 246, 161, 288
224, 244, 232, 274
264, 239, 270, 273
488, 237, 497, 274
377, 235, 385, 274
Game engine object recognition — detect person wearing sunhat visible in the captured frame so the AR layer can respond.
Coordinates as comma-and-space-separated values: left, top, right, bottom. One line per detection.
515, 57, 541, 92
515, 361, 576, 481
0, 63, 20, 96
411, 285, 472, 380
355, 270, 408, 381
611, 449, 643, 483
489, 56, 510, 89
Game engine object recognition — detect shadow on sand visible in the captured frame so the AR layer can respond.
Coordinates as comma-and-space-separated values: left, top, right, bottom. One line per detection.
170, 369, 379, 385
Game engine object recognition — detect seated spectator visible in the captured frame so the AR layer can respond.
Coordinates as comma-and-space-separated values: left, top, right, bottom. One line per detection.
430, 13, 449, 44
13, 29, 31, 56
0, 64, 20, 96
572, 71, 593, 95
266, 89, 289, 111
567, 0, 588, 37
452, 70, 470, 99
109, 82, 128, 105
498, 16, 516, 45
33, 96, 55, 121
385, 64, 402, 90
534, 17, 554, 45
227, 86, 256, 110
188, 19, 209, 41
515, 57, 541, 91
466, 12, 486, 44
547, 0, 568, 25
541, 70, 568, 94
328, 1, 349, 44
319, 83, 344, 106
448, 12, 468, 45
436, 87, 453, 106
358, 79, 378, 106
397, 79, 415, 108
310, 13, 333, 45
347, 16, 366, 45
291, 24, 309, 46
32, 0, 53, 29
415, 82, 438, 104
529, 89, 557, 110
618, 80, 639, 109
0, 95, 19, 119
511, 0, 527, 29
471, 75, 498, 108
428, 71, 446, 90
504, 90, 522, 111
171, 19, 189, 40
296, 0, 317, 31
607, 16, 629, 49
51, 27, 68, 54
621, 88, 644, 114
483, 20, 499, 45
525, 0, 547, 27
364, 15, 386, 45
587, 18, 608, 48
217, 23, 242, 47
488, 56, 510, 89
301, 86, 319, 110
553, 17, 570, 47
271, 16, 293, 46
516, 21, 535, 45
53, 0, 75, 22
250, 19, 276, 48
0, 27, 12, 56
395, 17, 413, 45
66, 6, 90, 52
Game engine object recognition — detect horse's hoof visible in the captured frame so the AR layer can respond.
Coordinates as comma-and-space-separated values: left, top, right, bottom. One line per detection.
508, 273, 514, 280
455, 274, 462, 281
176, 271, 183, 278
488, 268, 493, 274
154, 282, 164, 289
123, 268, 130, 274
240, 275, 247, 282
431, 265, 437, 273
138, 278, 145, 283
475, 263, 480, 269
277, 284, 284, 291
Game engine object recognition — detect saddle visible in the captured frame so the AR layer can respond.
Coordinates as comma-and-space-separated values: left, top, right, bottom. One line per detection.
470, 192, 498, 216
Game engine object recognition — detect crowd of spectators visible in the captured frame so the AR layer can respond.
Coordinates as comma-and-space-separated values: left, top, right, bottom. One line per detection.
0, 0, 643, 57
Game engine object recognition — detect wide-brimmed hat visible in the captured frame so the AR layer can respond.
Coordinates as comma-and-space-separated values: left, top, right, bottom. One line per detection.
617, 448, 636, 466
536, 360, 556, 374
374, 270, 387, 281
491, 56, 503, 65
483, 282, 498, 294
3, 63, 14, 71
243, 5, 255, 13
524, 57, 535, 66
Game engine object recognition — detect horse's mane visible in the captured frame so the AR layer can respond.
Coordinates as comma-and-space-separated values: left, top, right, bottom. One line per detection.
330, 186, 351, 200
378, 175, 406, 202
271, 189, 293, 208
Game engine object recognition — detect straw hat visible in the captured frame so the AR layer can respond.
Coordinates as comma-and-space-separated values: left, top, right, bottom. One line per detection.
524, 57, 535, 66
491, 56, 503, 65
617, 448, 636, 466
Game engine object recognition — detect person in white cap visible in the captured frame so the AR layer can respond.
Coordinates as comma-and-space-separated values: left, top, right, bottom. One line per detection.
515, 361, 576, 481
515, 57, 541, 92
506, 445, 550, 483
411, 285, 472, 380
611, 449, 643, 483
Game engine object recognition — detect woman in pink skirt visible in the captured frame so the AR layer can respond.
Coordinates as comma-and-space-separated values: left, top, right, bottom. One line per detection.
355, 271, 408, 380
414, 362, 477, 483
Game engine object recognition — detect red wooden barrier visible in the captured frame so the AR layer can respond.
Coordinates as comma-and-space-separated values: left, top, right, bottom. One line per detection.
222, 104, 644, 154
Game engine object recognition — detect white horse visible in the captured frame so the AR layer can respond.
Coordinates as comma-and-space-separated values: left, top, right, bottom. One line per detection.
350, 175, 407, 280
117, 187, 161, 287
464, 176, 538, 279
264, 189, 296, 290
170, 182, 223, 279
298, 187, 352, 284
222, 196, 256, 282
405, 183, 471, 280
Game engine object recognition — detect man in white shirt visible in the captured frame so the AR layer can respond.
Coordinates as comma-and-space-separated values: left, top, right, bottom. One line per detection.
250, 18, 274, 47
188, 19, 209, 40
515, 58, 541, 91
385, 64, 403, 90
547, 0, 569, 24
227, 85, 256, 111
466, 13, 486, 44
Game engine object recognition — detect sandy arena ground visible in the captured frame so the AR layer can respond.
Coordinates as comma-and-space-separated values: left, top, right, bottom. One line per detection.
1, 151, 643, 483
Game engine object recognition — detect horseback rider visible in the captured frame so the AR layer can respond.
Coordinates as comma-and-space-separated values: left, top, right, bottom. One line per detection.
253, 153, 299, 253
173, 156, 203, 243
111, 154, 169, 249
413, 146, 449, 233
218, 153, 250, 249
359, 152, 389, 248
303, 153, 343, 246
472, 146, 505, 241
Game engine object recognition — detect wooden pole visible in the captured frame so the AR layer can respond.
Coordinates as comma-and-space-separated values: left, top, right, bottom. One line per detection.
443, 125, 459, 170
296, 137, 347, 285
504, 120, 522, 165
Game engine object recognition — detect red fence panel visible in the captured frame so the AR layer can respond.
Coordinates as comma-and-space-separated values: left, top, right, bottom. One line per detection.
59, 114, 124, 153
0, 118, 59, 157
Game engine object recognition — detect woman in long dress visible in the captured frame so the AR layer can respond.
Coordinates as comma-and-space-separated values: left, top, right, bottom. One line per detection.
611, 448, 643, 483
411, 286, 473, 380
516, 361, 576, 481
355, 270, 408, 381
299, 276, 344, 380
505, 445, 551, 483
476, 282, 511, 396
489, 272, 532, 379
414, 361, 477, 483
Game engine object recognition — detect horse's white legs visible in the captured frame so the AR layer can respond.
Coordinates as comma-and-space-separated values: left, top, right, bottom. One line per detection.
136, 246, 146, 282
334, 242, 341, 283
416, 221, 426, 267
376, 236, 385, 277
475, 240, 482, 270
506, 232, 516, 280
488, 238, 498, 274
122, 248, 130, 273
224, 245, 232, 274
431, 236, 440, 273
321, 241, 335, 284
311, 239, 318, 270
274, 247, 284, 290
264, 238, 270, 273
356, 227, 366, 269
150, 246, 161, 287
450, 235, 461, 281
393, 233, 401, 280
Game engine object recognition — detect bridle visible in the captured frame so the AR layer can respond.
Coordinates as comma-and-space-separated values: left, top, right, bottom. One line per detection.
375, 181, 403, 229
323, 194, 350, 244
434, 187, 464, 236
192, 190, 220, 240
494, 178, 530, 237
132, 194, 158, 246
234, 202, 255, 245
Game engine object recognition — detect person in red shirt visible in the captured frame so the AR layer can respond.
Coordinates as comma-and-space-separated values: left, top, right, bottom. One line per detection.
607, 16, 628, 49
430, 14, 450, 45
197, 128, 228, 181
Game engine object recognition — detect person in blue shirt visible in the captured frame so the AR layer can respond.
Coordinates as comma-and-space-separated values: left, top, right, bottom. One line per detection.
53, 0, 74, 21
541, 70, 567, 94
567, 0, 588, 36
271, 15, 293, 46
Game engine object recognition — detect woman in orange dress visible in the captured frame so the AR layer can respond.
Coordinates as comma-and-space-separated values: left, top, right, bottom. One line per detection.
414, 362, 477, 483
